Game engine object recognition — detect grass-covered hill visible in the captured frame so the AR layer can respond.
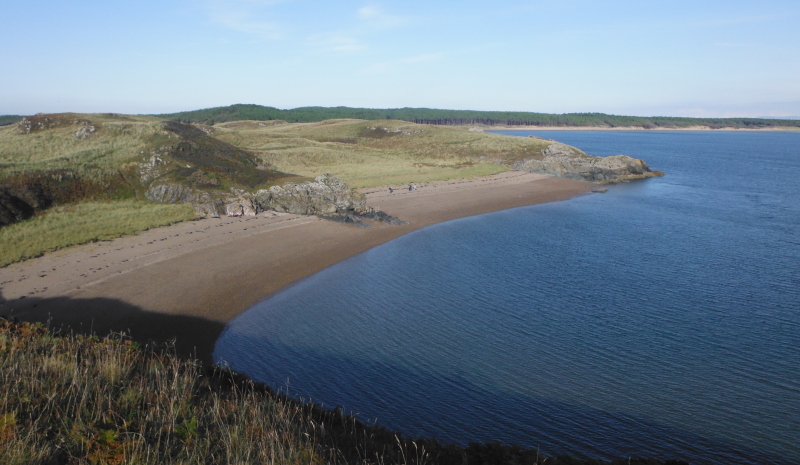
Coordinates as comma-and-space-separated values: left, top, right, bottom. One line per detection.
1, 111, 663, 266
0, 113, 298, 265
0, 318, 690, 465
2, 113, 574, 265
155, 104, 800, 130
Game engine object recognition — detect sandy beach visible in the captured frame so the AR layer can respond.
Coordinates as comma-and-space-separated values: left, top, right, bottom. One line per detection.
0, 172, 593, 362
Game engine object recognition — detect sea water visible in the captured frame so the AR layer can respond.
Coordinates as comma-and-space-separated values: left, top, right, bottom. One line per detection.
213, 130, 800, 464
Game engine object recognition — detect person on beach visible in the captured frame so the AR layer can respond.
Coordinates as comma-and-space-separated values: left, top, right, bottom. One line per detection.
389, 187, 394, 193
408, 183, 412, 191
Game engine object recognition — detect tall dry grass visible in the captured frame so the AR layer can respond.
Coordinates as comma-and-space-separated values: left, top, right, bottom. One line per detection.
0, 201, 195, 267
0, 319, 692, 465
0, 319, 438, 465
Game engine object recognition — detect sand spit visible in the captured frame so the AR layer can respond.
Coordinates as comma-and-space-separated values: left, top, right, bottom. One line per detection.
0, 172, 593, 362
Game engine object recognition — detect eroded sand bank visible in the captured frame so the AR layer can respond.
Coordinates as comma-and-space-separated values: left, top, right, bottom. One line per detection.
0, 172, 593, 362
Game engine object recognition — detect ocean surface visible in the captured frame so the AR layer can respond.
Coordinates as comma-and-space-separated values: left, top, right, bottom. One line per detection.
214, 130, 800, 464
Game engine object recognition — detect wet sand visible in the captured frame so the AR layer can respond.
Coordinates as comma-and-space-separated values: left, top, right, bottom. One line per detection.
0, 172, 593, 362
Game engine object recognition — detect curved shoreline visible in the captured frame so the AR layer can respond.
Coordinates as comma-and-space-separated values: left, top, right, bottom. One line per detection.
0, 172, 593, 362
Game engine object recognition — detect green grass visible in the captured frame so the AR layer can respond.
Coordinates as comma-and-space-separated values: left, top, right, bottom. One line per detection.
0, 113, 575, 264
212, 119, 558, 187
0, 118, 171, 179
0, 201, 195, 267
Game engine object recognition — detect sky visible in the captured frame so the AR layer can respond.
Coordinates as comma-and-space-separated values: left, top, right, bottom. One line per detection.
1, 0, 799, 117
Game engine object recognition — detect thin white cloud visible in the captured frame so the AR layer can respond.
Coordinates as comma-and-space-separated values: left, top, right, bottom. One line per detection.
357, 5, 409, 29
204, 0, 286, 40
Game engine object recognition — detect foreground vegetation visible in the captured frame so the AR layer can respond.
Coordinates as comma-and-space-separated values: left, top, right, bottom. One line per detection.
0, 319, 689, 465
0, 200, 195, 267
157, 104, 800, 130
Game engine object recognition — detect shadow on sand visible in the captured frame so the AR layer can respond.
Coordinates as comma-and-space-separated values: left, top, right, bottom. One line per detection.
0, 290, 224, 364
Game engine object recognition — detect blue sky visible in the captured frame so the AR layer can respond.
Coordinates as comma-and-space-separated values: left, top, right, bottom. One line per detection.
2, 0, 798, 117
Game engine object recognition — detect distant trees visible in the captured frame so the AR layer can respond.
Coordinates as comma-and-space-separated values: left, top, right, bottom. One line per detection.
153, 104, 800, 130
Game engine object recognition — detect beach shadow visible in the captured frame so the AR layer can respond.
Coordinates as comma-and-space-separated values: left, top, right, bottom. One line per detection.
0, 290, 224, 364
214, 335, 796, 465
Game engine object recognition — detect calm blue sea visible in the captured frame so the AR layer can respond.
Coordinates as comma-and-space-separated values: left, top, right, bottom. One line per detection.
214, 130, 800, 464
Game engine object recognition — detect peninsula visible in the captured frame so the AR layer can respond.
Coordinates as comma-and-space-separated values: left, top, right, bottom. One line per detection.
0, 112, 663, 359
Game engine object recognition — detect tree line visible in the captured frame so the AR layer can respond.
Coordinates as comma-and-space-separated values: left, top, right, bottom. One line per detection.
154, 104, 800, 129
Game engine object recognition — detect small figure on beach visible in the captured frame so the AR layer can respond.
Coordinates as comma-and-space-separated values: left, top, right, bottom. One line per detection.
389, 187, 394, 193
408, 183, 412, 191
412, 183, 417, 191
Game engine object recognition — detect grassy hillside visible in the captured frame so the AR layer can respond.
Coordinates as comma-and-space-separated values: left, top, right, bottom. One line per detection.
156, 104, 800, 130
0, 112, 578, 264
0, 201, 195, 267
0, 114, 305, 265
211, 119, 564, 188
0, 319, 689, 465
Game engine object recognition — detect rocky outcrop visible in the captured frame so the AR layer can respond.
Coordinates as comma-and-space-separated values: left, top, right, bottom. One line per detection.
252, 174, 368, 216
513, 143, 664, 183
145, 183, 253, 218
146, 174, 403, 224
253, 174, 405, 224
74, 125, 96, 139
15, 114, 94, 135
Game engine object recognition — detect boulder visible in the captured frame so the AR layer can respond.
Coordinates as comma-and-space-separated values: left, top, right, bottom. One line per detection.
74, 125, 96, 139
252, 173, 369, 216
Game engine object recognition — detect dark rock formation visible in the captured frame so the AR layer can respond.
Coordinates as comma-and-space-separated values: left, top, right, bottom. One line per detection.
252, 174, 404, 224
145, 173, 403, 225
15, 114, 94, 135
513, 142, 664, 183
253, 174, 368, 216
0, 189, 36, 227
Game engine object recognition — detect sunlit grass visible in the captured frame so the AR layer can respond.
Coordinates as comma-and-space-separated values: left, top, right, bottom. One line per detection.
0, 118, 172, 178
0, 200, 195, 267
213, 119, 557, 187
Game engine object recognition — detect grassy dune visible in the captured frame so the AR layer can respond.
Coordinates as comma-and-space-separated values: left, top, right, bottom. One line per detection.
212, 119, 558, 188
0, 201, 195, 267
0, 115, 166, 177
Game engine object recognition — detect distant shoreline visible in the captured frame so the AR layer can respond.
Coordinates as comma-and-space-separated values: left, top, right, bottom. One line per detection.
485, 125, 800, 132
